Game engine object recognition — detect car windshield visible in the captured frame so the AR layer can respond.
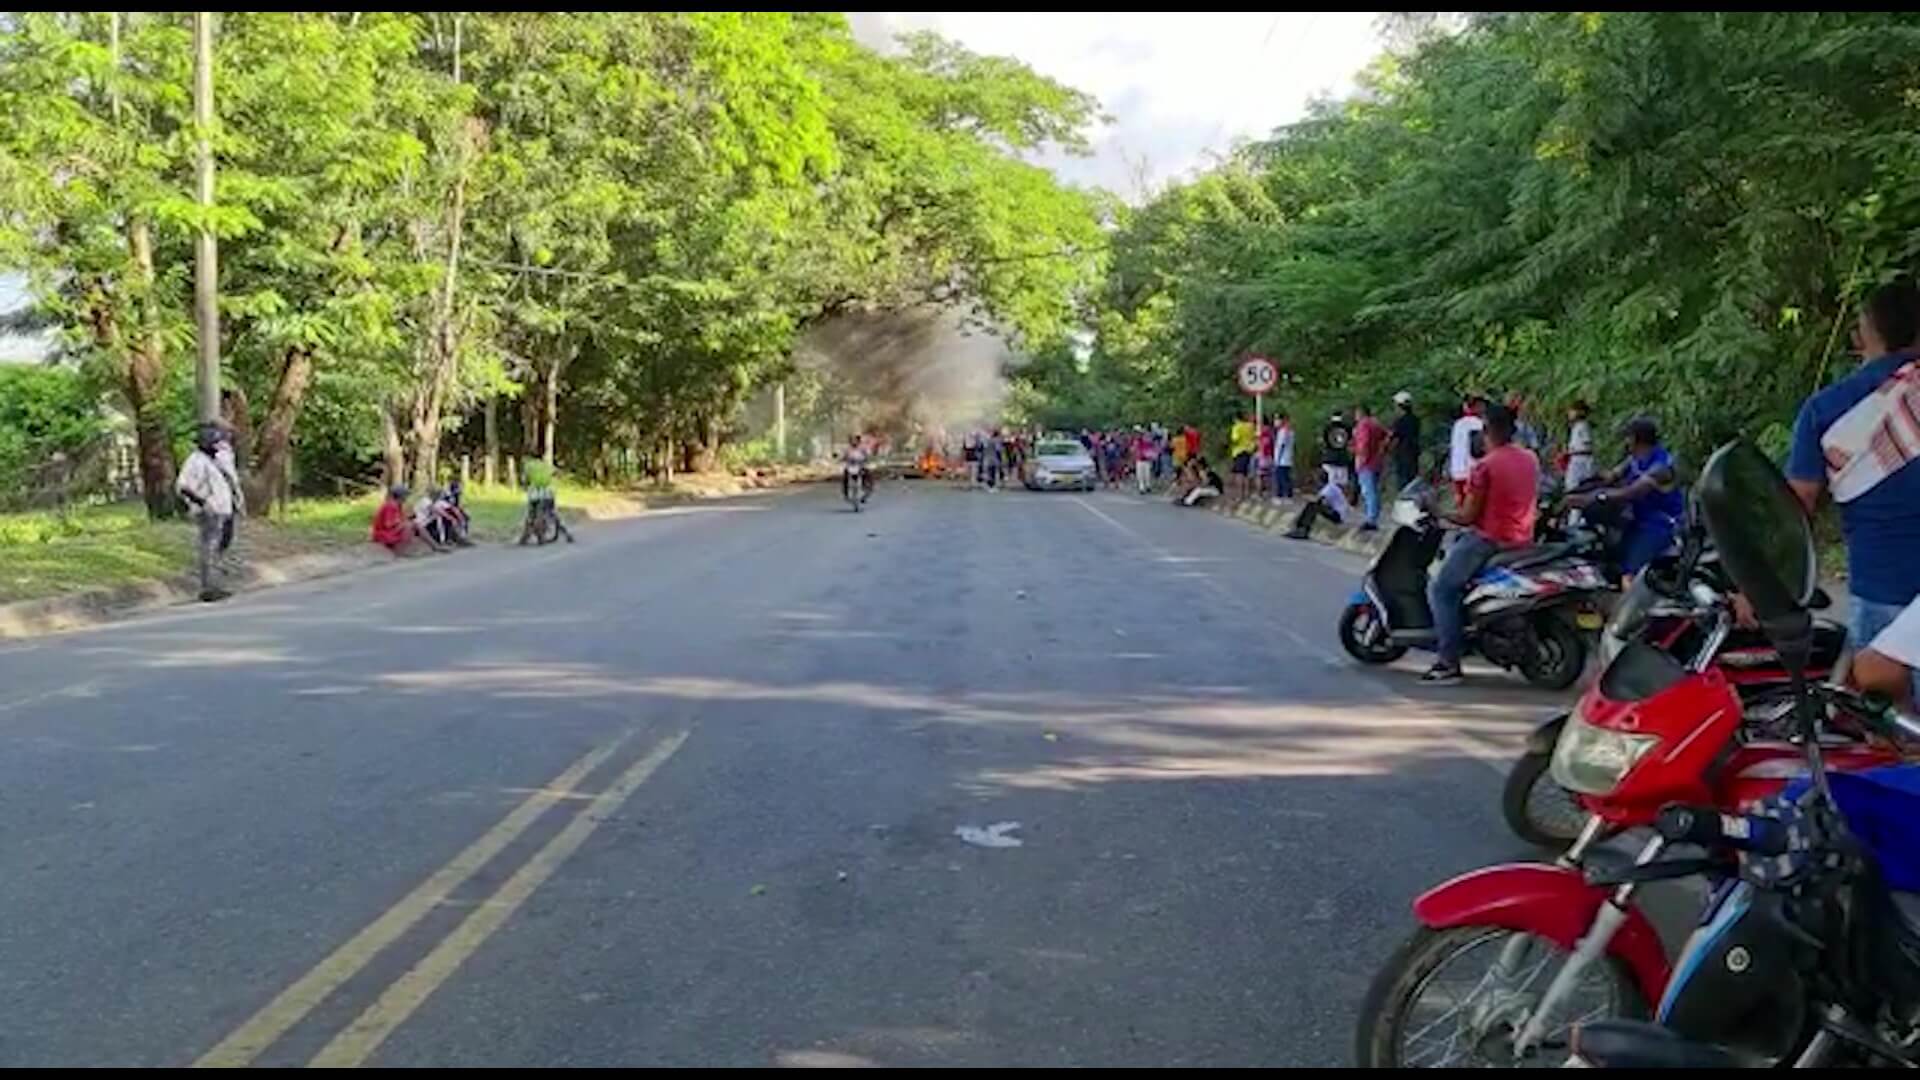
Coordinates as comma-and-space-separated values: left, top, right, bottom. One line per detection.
1037, 441, 1084, 457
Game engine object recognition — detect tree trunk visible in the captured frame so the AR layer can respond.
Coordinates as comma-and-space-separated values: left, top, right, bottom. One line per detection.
381, 405, 406, 489
541, 366, 559, 466
246, 346, 311, 509
483, 395, 498, 486
124, 219, 177, 519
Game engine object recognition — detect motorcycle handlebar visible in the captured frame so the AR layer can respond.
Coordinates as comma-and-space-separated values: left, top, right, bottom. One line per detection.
1654, 805, 1791, 856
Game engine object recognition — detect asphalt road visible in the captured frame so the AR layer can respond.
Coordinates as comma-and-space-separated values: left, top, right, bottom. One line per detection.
0, 481, 1578, 1067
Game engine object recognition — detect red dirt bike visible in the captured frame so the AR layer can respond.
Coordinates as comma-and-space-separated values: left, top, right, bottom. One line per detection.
1353, 534, 1910, 1068
1500, 553, 1847, 849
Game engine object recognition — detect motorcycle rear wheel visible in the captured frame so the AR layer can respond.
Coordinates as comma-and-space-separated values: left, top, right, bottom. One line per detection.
1339, 603, 1408, 664
1500, 751, 1587, 852
1518, 615, 1586, 690
1354, 924, 1646, 1067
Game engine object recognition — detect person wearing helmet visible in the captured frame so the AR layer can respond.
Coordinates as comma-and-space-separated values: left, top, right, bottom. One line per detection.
175, 424, 237, 602
1567, 415, 1682, 579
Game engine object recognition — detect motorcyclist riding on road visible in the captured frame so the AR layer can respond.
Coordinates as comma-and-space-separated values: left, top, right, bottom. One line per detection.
841, 434, 872, 502
1423, 403, 1538, 685
1565, 415, 1682, 584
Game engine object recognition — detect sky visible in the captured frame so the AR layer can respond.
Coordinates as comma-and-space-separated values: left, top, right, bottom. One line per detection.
3, 13, 1390, 363
847, 11, 1386, 199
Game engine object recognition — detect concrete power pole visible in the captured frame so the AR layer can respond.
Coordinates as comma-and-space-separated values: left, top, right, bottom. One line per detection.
774, 382, 787, 461
192, 11, 221, 425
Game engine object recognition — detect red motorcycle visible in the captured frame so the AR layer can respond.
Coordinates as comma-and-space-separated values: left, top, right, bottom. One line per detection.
1500, 559, 1848, 849
1353, 540, 1908, 1068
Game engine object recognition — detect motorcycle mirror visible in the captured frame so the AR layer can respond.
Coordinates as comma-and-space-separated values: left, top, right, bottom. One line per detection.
1693, 440, 1815, 630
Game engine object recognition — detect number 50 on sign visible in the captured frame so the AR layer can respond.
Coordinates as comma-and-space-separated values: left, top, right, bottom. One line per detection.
1237, 356, 1278, 396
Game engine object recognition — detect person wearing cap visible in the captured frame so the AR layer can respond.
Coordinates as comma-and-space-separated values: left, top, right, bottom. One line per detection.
1567, 415, 1683, 579
1388, 391, 1421, 490
175, 424, 237, 602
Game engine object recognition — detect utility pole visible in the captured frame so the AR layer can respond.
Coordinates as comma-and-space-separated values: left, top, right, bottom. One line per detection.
192, 11, 220, 425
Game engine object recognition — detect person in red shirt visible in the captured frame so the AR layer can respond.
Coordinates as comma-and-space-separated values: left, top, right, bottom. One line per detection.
1422, 404, 1538, 684
1183, 424, 1202, 462
1351, 403, 1390, 530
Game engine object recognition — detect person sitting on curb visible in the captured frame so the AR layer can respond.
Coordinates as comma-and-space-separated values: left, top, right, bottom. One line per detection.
1286, 465, 1351, 539
1174, 457, 1223, 507
371, 484, 448, 555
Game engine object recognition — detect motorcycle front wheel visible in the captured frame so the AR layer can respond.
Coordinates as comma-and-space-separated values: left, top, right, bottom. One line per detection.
1339, 602, 1407, 664
1500, 751, 1587, 852
1518, 614, 1586, 690
1354, 925, 1646, 1067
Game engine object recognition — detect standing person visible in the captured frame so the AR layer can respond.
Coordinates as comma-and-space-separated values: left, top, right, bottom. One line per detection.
1228, 412, 1257, 502
1351, 403, 1389, 531
1320, 411, 1353, 490
1182, 423, 1202, 467
1509, 395, 1542, 453
1273, 411, 1296, 498
1423, 404, 1537, 685
1255, 416, 1276, 500
985, 428, 1005, 490
1389, 390, 1422, 492
175, 424, 237, 603
1563, 400, 1596, 488
1785, 277, 1920, 660
1447, 396, 1487, 507
1133, 427, 1156, 495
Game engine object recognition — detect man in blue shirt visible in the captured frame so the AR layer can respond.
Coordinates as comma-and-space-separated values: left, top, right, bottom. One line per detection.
1785, 277, 1920, 657
1569, 416, 1683, 581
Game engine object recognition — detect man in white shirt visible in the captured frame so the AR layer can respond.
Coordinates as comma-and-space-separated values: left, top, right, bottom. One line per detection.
1448, 396, 1487, 507
1564, 400, 1596, 488
1285, 466, 1352, 539
1856, 595, 1920, 711
175, 425, 237, 602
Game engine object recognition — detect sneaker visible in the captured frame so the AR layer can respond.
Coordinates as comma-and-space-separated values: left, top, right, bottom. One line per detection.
1420, 663, 1464, 685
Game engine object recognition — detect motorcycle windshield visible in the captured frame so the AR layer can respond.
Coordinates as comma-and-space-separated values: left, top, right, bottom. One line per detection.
1603, 572, 1659, 646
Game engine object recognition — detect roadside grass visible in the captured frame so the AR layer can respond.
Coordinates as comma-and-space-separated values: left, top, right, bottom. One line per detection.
0, 481, 645, 605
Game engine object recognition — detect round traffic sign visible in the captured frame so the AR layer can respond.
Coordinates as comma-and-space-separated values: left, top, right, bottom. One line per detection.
1237, 356, 1278, 396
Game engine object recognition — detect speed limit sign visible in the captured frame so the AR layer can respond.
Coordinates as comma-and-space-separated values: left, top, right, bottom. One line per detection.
1236, 356, 1278, 396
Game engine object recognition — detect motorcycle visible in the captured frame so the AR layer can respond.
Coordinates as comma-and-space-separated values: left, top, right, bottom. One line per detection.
1502, 543, 1849, 850
843, 462, 872, 512
1338, 484, 1613, 690
1570, 439, 1920, 1067
1352, 446, 1910, 1068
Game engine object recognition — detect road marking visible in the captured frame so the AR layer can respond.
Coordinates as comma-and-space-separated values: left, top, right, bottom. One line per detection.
192, 733, 635, 1068
1070, 495, 1513, 774
308, 729, 690, 1068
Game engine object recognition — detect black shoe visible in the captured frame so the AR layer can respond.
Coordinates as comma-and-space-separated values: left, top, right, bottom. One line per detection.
1420, 663, 1463, 685
1285, 530, 1309, 540
1360, 523, 1379, 533
199, 588, 231, 603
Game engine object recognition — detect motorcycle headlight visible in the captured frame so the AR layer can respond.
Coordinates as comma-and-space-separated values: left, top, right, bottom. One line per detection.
1550, 712, 1661, 795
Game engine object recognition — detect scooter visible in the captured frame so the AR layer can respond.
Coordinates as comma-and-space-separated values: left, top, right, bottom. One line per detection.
1502, 546, 1849, 849
1352, 476, 1911, 1068
1338, 484, 1613, 690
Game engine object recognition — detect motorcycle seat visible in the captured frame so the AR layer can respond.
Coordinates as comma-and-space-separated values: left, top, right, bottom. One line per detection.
1483, 542, 1577, 571
1573, 1019, 1742, 1069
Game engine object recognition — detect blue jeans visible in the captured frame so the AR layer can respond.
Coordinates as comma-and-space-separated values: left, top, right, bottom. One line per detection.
1620, 516, 1680, 576
1430, 531, 1499, 667
1274, 464, 1293, 499
1358, 468, 1381, 526
1851, 595, 1920, 702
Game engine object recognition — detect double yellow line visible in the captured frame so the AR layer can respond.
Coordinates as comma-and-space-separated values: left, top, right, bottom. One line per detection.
195, 729, 690, 1068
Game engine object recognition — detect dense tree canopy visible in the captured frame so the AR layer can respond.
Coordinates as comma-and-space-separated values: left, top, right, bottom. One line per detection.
1019, 11, 1920, 471
0, 11, 1105, 511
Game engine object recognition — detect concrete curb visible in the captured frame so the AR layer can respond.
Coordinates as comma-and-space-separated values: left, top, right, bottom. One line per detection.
1214, 496, 1388, 559
0, 546, 388, 639
0, 476, 822, 640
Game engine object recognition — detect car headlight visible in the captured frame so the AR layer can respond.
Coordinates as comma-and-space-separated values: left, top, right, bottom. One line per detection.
1550, 712, 1660, 795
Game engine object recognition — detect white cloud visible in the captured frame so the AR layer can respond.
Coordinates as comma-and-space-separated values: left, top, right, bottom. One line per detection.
849, 12, 1385, 199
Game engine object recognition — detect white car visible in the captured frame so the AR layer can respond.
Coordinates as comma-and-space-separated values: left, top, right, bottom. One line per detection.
1022, 439, 1097, 491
